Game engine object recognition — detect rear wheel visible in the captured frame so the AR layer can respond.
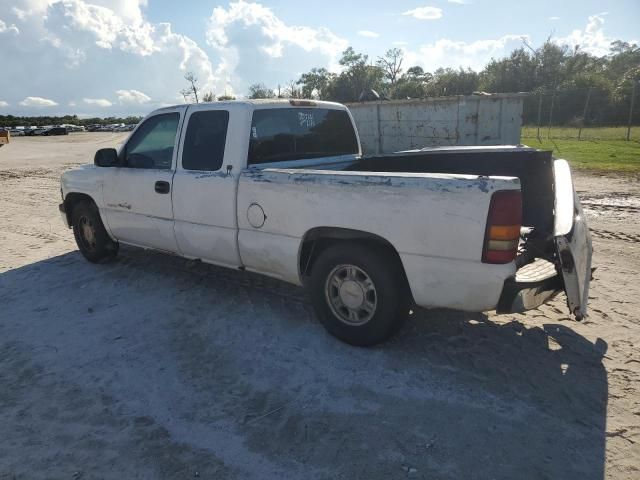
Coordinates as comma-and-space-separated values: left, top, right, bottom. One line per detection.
309, 243, 410, 346
71, 201, 118, 263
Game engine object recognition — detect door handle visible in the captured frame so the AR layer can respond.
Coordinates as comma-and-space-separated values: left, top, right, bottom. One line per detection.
155, 181, 170, 194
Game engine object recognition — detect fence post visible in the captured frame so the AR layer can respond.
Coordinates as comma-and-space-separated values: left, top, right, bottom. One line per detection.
376, 103, 383, 154
578, 87, 592, 141
547, 88, 556, 140
536, 92, 543, 142
627, 80, 637, 142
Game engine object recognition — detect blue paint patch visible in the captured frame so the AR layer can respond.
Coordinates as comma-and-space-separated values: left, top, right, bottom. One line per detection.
477, 178, 490, 193
194, 171, 229, 179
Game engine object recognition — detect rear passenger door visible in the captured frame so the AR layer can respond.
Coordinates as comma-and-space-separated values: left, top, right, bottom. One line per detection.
172, 106, 242, 267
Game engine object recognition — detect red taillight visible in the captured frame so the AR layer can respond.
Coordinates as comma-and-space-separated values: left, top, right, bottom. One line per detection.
482, 190, 522, 264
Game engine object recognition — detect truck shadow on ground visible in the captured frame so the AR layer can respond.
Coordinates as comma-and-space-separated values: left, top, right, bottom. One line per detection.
0, 246, 608, 479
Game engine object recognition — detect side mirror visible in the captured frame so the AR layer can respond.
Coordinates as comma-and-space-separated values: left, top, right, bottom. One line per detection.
94, 148, 119, 167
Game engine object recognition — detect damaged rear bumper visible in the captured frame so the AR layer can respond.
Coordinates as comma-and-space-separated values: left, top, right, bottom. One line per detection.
496, 258, 562, 314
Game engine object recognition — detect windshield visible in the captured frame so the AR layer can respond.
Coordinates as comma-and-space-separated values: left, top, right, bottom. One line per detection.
248, 107, 358, 165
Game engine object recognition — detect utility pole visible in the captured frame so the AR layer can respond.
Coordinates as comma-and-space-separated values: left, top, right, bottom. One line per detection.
627, 80, 638, 141
536, 92, 543, 142
547, 88, 556, 140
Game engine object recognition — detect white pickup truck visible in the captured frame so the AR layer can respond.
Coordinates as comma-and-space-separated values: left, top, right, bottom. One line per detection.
60, 99, 592, 346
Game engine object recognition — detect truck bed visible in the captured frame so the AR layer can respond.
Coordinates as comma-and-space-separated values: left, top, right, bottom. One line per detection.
237, 166, 521, 311
348, 146, 555, 240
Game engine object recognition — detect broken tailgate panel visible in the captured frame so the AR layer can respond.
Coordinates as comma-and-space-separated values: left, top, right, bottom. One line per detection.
554, 159, 593, 319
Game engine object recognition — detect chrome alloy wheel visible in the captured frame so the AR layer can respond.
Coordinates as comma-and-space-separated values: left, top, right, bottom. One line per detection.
325, 264, 377, 326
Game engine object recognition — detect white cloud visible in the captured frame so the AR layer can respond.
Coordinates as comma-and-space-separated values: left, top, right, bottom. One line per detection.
116, 89, 151, 104
549, 16, 560, 21
555, 14, 612, 56
48, 1, 155, 55
11, 7, 30, 20
402, 6, 443, 20
0, 0, 219, 115
358, 30, 379, 38
19, 96, 58, 107
0, 18, 20, 34
208, 1, 346, 58
393, 41, 408, 46
404, 34, 527, 71
206, 1, 347, 93
0, 100, 9, 108
83, 98, 113, 107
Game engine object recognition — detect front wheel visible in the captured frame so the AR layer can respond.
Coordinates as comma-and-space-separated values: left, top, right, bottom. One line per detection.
309, 243, 410, 346
71, 201, 118, 263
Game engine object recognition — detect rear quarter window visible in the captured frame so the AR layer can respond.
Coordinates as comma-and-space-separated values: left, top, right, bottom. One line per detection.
182, 110, 229, 171
248, 108, 358, 165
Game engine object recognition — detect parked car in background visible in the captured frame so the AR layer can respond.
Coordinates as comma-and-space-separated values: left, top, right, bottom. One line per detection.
42, 127, 69, 136
60, 99, 593, 346
112, 124, 136, 132
9, 129, 25, 136
23, 126, 41, 136
59, 124, 84, 132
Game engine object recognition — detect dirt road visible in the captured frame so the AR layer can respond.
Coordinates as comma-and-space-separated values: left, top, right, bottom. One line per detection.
0, 134, 638, 479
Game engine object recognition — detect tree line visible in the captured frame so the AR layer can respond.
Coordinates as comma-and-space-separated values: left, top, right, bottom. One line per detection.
242, 40, 639, 126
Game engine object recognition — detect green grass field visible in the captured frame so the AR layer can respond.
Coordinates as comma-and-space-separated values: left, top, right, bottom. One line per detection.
521, 126, 640, 172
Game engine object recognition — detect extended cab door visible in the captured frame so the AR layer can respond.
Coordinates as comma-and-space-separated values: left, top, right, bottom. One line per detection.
102, 108, 184, 252
554, 159, 593, 319
171, 105, 243, 267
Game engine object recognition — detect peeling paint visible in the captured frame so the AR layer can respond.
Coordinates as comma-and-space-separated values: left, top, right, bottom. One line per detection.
193, 171, 230, 179
106, 202, 132, 210
241, 167, 517, 195
477, 178, 490, 193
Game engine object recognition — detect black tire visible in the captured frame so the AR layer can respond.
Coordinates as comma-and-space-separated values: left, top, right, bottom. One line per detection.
71, 201, 118, 263
309, 242, 410, 346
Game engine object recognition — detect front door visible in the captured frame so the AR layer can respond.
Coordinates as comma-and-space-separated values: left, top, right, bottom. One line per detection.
102, 109, 183, 252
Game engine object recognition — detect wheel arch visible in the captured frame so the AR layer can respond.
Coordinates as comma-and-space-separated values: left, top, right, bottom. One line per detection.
63, 192, 98, 228
298, 226, 412, 301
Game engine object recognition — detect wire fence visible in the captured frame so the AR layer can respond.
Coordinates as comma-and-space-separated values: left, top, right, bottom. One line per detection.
521, 83, 639, 142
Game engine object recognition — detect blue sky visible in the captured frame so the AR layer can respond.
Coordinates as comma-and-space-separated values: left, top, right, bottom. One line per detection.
0, 0, 638, 116
149, 0, 638, 57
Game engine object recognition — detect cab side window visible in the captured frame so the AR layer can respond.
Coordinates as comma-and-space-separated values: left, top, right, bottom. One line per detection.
182, 110, 230, 171
124, 113, 180, 169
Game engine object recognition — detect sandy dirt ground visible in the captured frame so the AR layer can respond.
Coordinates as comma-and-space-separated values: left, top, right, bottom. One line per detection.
0, 133, 638, 479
